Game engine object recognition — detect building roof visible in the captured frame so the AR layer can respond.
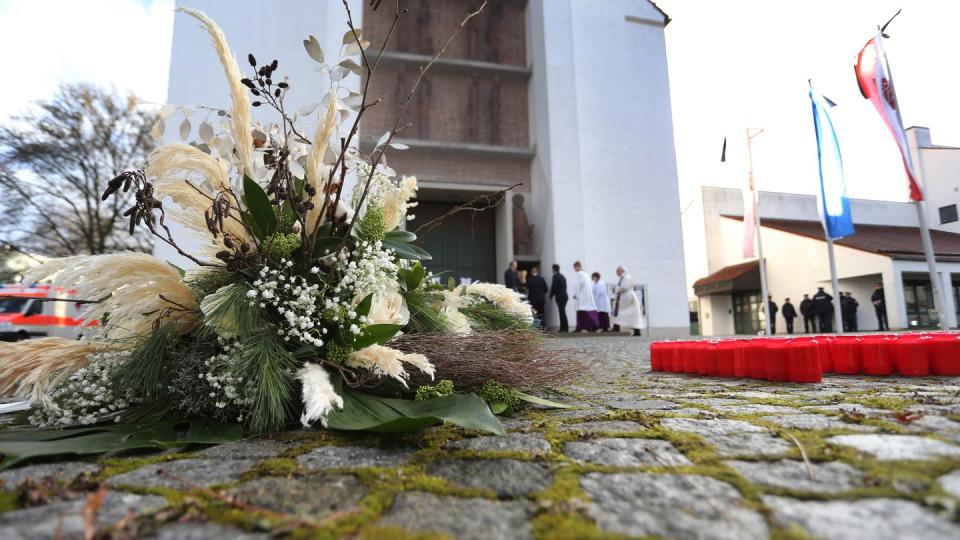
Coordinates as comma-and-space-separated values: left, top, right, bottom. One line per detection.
723, 216, 960, 263
693, 260, 760, 296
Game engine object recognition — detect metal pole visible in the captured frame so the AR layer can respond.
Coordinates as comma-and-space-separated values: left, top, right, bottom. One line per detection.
914, 201, 949, 330
747, 128, 772, 335
826, 237, 845, 334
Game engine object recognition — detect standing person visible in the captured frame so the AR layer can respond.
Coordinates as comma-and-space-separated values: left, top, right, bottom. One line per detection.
782, 298, 797, 334
504, 260, 521, 292
767, 295, 779, 335
571, 261, 599, 332
842, 292, 859, 332
526, 266, 548, 330
800, 294, 815, 333
591, 272, 611, 332
548, 264, 569, 332
871, 282, 888, 331
612, 266, 643, 336
812, 287, 834, 332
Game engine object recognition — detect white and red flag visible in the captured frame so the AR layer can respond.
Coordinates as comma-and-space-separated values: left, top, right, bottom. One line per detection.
854, 31, 923, 201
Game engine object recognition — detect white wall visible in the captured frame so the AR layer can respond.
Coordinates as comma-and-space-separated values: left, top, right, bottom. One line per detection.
908, 127, 960, 236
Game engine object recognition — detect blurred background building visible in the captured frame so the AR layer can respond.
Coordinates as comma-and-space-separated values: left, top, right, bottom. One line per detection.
167, 0, 690, 336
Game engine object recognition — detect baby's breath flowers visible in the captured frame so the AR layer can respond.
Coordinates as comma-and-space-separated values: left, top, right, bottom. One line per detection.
29, 349, 135, 427
248, 260, 327, 347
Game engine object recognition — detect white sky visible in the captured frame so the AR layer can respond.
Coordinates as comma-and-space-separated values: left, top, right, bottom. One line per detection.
658, 0, 960, 206
0, 0, 957, 208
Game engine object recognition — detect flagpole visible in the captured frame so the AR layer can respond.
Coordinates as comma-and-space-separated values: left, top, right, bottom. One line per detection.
826, 237, 845, 334
746, 128, 771, 335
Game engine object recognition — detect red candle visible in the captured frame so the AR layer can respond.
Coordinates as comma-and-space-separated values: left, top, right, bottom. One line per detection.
930, 334, 960, 376
704, 341, 720, 376
717, 340, 738, 378
748, 338, 768, 379
786, 340, 822, 383
732, 340, 751, 378
860, 335, 894, 376
764, 339, 790, 382
682, 341, 698, 373
832, 336, 862, 375
818, 336, 835, 373
893, 335, 932, 377
650, 341, 664, 371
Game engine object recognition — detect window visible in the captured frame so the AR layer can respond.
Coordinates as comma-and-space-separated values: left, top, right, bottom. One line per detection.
25, 300, 43, 316
732, 291, 762, 335
939, 204, 958, 225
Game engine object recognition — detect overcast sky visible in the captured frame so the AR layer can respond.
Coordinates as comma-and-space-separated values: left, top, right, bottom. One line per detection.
0, 0, 956, 206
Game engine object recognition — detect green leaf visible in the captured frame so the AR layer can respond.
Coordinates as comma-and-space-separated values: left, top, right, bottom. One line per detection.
384, 229, 416, 243
489, 401, 512, 415
383, 239, 432, 261
355, 293, 374, 318
313, 236, 341, 258
515, 392, 573, 409
0, 420, 243, 470
243, 175, 277, 240
351, 324, 402, 348
397, 263, 425, 293
324, 387, 504, 435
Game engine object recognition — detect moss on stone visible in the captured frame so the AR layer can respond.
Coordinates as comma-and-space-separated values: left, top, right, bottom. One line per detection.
531, 511, 634, 540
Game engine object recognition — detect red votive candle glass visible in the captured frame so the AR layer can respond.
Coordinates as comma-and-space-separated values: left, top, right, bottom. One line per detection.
893, 335, 932, 377
930, 334, 960, 376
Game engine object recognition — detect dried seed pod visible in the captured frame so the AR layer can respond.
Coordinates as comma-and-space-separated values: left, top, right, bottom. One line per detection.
248, 53, 257, 67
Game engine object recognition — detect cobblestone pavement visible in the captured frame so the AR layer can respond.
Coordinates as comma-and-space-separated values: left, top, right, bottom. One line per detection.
2, 335, 960, 539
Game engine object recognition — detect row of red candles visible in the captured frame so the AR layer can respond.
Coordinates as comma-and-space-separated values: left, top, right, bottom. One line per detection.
649, 333, 960, 383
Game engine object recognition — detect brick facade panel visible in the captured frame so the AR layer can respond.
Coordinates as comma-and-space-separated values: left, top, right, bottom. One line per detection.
385, 151, 531, 191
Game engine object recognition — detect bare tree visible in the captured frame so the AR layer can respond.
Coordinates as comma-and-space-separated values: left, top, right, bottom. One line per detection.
0, 83, 157, 256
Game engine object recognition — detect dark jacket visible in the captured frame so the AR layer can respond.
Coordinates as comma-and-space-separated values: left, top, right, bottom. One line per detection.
799, 298, 814, 317
871, 288, 886, 308
782, 302, 797, 319
549, 272, 568, 302
768, 300, 779, 317
841, 296, 859, 316
526, 275, 548, 305
504, 269, 521, 292
812, 290, 834, 315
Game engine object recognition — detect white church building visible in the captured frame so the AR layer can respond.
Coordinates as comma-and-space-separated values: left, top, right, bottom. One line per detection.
166, 0, 690, 336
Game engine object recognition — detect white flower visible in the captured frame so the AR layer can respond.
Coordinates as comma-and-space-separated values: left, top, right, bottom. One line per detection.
441, 305, 472, 335
345, 344, 434, 388
245, 289, 258, 298
363, 286, 410, 326
334, 200, 354, 222
298, 363, 343, 428
310, 266, 320, 274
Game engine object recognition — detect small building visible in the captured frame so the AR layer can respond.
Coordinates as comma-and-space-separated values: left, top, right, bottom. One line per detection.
685, 127, 960, 335
165, 0, 690, 336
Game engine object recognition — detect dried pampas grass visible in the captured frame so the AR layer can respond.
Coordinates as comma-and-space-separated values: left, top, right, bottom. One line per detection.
177, 7, 254, 179
0, 338, 99, 404
25, 252, 199, 340
305, 95, 338, 234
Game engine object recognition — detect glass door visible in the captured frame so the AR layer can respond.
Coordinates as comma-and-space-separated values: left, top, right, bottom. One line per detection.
903, 278, 939, 328
732, 291, 762, 335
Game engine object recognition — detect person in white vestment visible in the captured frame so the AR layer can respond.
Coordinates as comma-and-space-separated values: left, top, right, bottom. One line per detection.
591, 272, 611, 332
612, 266, 643, 336
571, 261, 599, 332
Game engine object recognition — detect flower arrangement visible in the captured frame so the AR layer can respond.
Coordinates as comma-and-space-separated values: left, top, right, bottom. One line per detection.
0, 3, 580, 444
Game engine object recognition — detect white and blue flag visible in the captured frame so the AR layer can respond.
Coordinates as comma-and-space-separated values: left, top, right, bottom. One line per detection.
809, 83, 854, 239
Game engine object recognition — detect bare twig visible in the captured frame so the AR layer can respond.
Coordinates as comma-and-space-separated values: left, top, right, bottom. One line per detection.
414, 183, 519, 238
787, 433, 815, 481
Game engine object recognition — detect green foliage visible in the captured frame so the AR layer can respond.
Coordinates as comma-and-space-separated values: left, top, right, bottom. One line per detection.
242, 175, 278, 240
382, 231, 432, 261
0, 420, 242, 470
516, 391, 573, 409
401, 290, 450, 334
415, 379, 454, 401
350, 324, 403, 349
166, 335, 245, 422
187, 269, 241, 297
477, 380, 522, 412
262, 231, 301, 260
233, 330, 299, 433
325, 375, 503, 435
113, 323, 178, 402
397, 262, 426, 292
199, 282, 267, 338
324, 342, 351, 364
357, 203, 386, 242
461, 302, 530, 331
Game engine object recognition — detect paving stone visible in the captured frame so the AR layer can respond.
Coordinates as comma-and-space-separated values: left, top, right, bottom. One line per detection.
558, 420, 645, 434
149, 523, 267, 539
763, 495, 960, 540
581, 472, 768, 540
447, 433, 551, 455
426, 459, 552, 497
542, 407, 607, 420
725, 459, 864, 493
710, 433, 793, 458
682, 398, 745, 407
0, 490, 166, 539
378, 491, 531, 540
565, 438, 690, 467
764, 413, 878, 432
660, 417, 767, 436
606, 398, 680, 411
803, 403, 889, 416
194, 440, 291, 460
499, 418, 535, 431
229, 474, 365, 518
937, 469, 960, 498
712, 403, 797, 415
828, 434, 960, 461
0, 462, 100, 490
297, 445, 414, 469
107, 459, 255, 489
722, 391, 781, 399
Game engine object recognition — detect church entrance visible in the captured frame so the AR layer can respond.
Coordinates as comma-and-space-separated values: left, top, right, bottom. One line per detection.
414, 201, 497, 285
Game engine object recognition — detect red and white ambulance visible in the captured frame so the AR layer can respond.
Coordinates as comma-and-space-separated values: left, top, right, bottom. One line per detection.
0, 284, 92, 341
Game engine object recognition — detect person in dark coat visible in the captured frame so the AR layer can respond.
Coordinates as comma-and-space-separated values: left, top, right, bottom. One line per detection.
781, 297, 797, 334
799, 294, 815, 333
548, 264, 569, 332
812, 287, 834, 332
504, 260, 521, 292
871, 282, 888, 331
767, 295, 778, 335
841, 292, 859, 332
526, 266, 548, 330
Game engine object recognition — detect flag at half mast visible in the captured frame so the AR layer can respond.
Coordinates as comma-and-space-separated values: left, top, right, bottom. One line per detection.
855, 31, 923, 201
809, 83, 854, 239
